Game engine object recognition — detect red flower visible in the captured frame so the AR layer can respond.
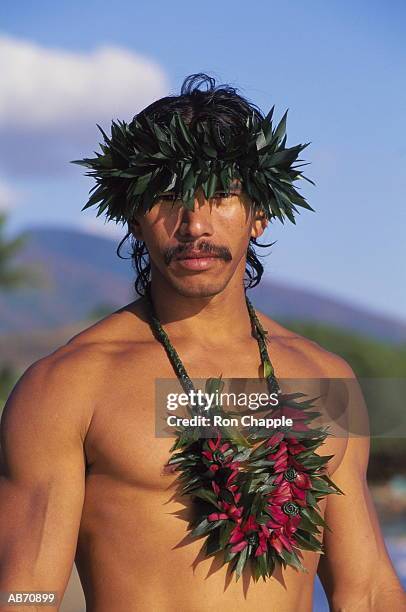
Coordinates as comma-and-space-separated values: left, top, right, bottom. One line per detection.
270, 406, 312, 433
208, 500, 243, 522
266, 435, 310, 500
209, 468, 243, 523
201, 428, 316, 561
266, 490, 302, 553
286, 435, 307, 455
202, 433, 234, 473
268, 524, 298, 554
269, 481, 292, 505
229, 515, 270, 557
265, 431, 285, 449
228, 483, 242, 504
266, 441, 289, 472
273, 468, 312, 505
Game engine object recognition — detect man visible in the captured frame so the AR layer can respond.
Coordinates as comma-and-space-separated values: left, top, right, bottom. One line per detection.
0, 73, 404, 611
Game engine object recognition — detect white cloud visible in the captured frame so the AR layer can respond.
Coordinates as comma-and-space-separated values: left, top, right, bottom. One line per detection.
79, 217, 128, 241
0, 178, 20, 211
0, 34, 170, 130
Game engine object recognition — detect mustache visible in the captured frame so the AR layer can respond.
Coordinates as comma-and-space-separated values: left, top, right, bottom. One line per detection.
163, 240, 232, 265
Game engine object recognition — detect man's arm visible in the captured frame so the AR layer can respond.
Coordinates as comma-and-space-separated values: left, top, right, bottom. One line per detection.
317, 357, 406, 611
0, 350, 94, 610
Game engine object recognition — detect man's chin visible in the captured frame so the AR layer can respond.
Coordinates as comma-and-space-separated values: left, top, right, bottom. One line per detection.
167, 275, 230, 299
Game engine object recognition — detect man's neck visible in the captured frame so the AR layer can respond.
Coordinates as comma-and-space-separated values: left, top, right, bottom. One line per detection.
145, 277, 254, 345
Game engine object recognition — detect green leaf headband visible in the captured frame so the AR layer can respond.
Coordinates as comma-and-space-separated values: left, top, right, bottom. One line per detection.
72, 107, 315, 225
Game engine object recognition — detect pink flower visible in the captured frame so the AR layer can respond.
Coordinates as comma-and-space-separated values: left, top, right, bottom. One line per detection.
202, 433, 235, 473
212, 478, 241, 501
265, 431, 285, 448
271, 406, 312, 433
208, 500, 243, 522
286, 436, 308, 454
266, 435, 311, 507
228, 483, 242, 504
273, 468, 312, 505
269, 528, 295, 553
266, 491, 302, 554
266, 441, 289, 472
229, 515, 270, 557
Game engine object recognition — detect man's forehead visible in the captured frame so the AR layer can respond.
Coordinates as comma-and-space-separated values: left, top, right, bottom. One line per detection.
162, 177, 243, 193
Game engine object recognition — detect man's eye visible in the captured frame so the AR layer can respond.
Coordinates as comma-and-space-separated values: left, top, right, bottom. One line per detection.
159, 194, 178, 201
157, 191, 236, 201
213, 192, 231, 198
212, 191, 240, 200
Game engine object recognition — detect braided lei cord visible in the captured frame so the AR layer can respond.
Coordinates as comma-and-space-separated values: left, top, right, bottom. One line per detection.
146, 287, 344, 582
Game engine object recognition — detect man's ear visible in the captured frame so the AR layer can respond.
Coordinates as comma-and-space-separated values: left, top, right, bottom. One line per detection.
129, 216, 143, 241
250, 208, 269, 239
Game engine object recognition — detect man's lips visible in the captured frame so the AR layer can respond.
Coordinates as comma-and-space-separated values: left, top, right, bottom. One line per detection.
173, 252, 223, 270
174, 252, 221, 260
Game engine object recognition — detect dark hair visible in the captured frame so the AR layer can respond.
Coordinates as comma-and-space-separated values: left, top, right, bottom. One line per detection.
116, 73, 274, 296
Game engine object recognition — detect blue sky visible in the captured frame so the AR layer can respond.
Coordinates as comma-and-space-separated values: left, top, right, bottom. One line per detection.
0, 0, 405, 320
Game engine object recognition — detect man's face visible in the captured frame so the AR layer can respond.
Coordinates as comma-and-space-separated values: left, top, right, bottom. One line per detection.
130, 179, 268, 298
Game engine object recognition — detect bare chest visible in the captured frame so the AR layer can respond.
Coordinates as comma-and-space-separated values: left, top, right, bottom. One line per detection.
83, 341, 347, 489
84, 342, 264, 487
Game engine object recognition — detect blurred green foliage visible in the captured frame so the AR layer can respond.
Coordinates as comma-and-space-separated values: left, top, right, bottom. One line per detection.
279, 319, 406, 377
280, 320, 406, 479
0, 363, 20, 409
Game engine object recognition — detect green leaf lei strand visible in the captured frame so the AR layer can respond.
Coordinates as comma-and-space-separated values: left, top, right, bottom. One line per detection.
72, 107, 315, 225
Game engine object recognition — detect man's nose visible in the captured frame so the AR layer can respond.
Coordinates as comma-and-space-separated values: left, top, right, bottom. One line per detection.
176, 190, 214, 240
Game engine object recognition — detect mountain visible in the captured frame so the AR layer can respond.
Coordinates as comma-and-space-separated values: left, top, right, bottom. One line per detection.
252, 280, 406, 344
0, 226, 132, 332
1, 225, 405, 344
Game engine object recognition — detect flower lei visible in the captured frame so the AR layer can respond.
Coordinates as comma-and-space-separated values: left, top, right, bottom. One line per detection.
145, 285, 344, 582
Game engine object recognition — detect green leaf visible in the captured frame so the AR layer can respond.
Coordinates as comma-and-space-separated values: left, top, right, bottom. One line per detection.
219, 488, 235, 504
133, 172, 154, 195
205, 376, 224, 396
279, 549, 307, 572
256, 552, 268, 579
263, 360, 274, 378
224, 548, 238, 564
205, 530, 221, 556
219, 522, 234, 548
271, 109, 288, 148
235, 546, 249, 580
191, 518, 222, 538
295, 529, 323, 551
175, 112, 194, 147
320, 474, 345, 495
297, 514, 320, 533
192, 488, 221, 508
233, 447, 253, 462
221, 425, 250, 448
301, 506, 330, 530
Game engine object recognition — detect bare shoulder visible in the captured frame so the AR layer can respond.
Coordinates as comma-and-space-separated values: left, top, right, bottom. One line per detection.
3, 296, 149, 417
61, 296, 149, 350
256, 309, 357, 379
5, 296, 148, 408
1, 337, 110, 445
255, 311, 368, 476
